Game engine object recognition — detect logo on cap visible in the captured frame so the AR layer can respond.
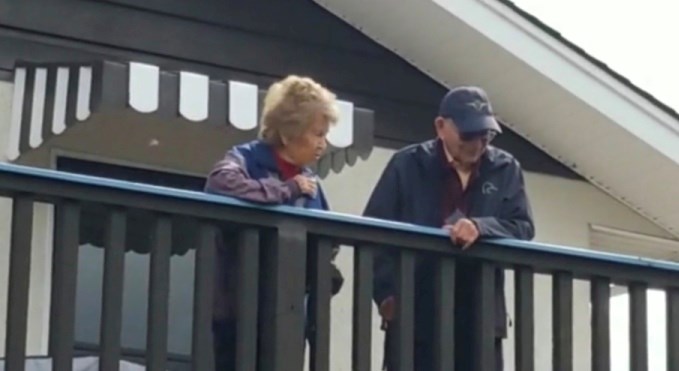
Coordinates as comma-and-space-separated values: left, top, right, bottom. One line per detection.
466, 100, 489, 112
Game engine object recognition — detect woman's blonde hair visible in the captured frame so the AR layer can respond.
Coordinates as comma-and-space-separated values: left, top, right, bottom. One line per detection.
258, 75, 339, 146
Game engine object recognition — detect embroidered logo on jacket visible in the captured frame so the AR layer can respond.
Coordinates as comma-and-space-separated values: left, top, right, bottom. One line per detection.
482, 181, 498, 195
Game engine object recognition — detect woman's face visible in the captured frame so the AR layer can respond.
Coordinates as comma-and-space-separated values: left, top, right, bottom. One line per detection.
283, 111, 330, 166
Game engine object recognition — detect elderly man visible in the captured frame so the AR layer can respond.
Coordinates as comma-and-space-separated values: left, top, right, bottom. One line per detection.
364, 86, 535, 370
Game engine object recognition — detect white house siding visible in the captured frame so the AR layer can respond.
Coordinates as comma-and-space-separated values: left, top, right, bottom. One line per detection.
589, 227, 678, 371
321, 147, 671, 371
0, 80, 55, 357
505, 174, 671, 371
0, 83, 674, 369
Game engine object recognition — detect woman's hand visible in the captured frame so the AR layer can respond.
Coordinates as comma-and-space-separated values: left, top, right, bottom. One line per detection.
294, 175, 317, 196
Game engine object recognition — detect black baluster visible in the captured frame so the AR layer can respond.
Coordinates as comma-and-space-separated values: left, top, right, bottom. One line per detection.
667, 288, 679, 371
236, 228, 260, 371
259, 223, 307, 371
629, 283, 648, 371
100, 209, 126, 371
308, 237, 333, 371
192, 222, 217, 371
394, 250, 415, 371
434, 258, 456, 371
553, 272, 573, 371
353, 245, 373, 371
475, 262, 496, 371
49, 201, 81, 371
515, 266, 535, 371
147, 215, 172, 371
5, 196, 34, 371
591, 277, 610, 371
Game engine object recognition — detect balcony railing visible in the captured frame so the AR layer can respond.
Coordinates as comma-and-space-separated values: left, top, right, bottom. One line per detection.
1, 162, 679, 371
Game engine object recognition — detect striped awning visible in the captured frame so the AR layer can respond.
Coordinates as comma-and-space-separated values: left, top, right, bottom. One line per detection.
7, 60, 375, 177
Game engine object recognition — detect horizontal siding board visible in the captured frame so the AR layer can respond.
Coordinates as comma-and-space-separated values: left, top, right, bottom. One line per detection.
590, 225, 679, 261
0, 0, 442, 106
88, 0, 387, 57
0, 2, 579, 179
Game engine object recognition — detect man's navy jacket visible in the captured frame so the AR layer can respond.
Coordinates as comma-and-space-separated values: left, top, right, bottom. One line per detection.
364, 139, 535, 338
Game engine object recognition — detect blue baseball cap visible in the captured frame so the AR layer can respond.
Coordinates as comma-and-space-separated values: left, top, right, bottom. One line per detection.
438, 86, 502, 134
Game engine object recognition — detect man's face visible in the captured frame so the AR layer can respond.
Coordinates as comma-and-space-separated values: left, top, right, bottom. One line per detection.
435, 117, 495, 165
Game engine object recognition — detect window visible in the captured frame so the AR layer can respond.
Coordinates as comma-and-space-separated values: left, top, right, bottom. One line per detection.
57, 157, 205, 362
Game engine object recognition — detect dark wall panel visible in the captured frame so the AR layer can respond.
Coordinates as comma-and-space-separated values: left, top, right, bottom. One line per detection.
0, 0, 443, 106
91, 0, 388, 57
0, 0, 578, 179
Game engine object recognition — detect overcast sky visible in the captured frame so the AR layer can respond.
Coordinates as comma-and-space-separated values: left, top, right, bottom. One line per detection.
512, 0, 679, 112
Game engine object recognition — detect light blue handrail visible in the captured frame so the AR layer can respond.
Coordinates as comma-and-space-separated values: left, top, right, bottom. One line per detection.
1, 162, 679, 273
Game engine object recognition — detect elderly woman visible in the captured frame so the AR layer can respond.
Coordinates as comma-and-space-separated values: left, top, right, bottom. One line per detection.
205, 75, 344, 371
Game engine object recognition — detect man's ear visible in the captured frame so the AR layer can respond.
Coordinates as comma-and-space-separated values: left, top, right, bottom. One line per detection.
434, 116, 445, 129
434, 116, 447, 137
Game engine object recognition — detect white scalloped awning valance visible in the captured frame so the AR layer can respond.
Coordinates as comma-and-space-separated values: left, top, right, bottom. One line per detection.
7, 60, 375, 178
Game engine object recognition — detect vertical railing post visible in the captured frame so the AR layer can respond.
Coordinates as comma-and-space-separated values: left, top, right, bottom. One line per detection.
394, 250, 415, 371
100, 209, 127, 371
192, 222, 217, 371
475, 262, 496, 371
515, 266, 535, 371
352, 244, 373, 371
236, 228, 260, 371
259, 222, 308, 371
5, 196, 34, 371
147, 215, 172, 371
307, 237, 333, 371
49, 201, 81, 371
553, 271, 573, 371
668, 287, 679, 371
629, 283, 648, 371
591, 277, 611, 371
434, 258, 456, 371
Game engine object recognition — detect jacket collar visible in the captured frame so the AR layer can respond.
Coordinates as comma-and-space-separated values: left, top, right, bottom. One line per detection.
414, 139, 512, 175
248, 140, 314, 176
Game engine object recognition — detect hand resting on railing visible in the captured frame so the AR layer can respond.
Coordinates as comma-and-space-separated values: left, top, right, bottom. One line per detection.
204, 75, 344, 371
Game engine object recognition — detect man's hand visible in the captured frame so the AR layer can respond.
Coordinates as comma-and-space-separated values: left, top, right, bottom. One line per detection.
293, 175, 317, 196
444, 218, 480, 249
379, 296, 395, 321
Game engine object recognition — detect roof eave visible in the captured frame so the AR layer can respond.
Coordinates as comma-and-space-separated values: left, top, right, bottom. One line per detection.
315, 0, 679, 236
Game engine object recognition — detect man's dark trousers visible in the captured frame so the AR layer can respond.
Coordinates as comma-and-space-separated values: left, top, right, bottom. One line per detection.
383, 320, 503, 371
383, 262, 505, 371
